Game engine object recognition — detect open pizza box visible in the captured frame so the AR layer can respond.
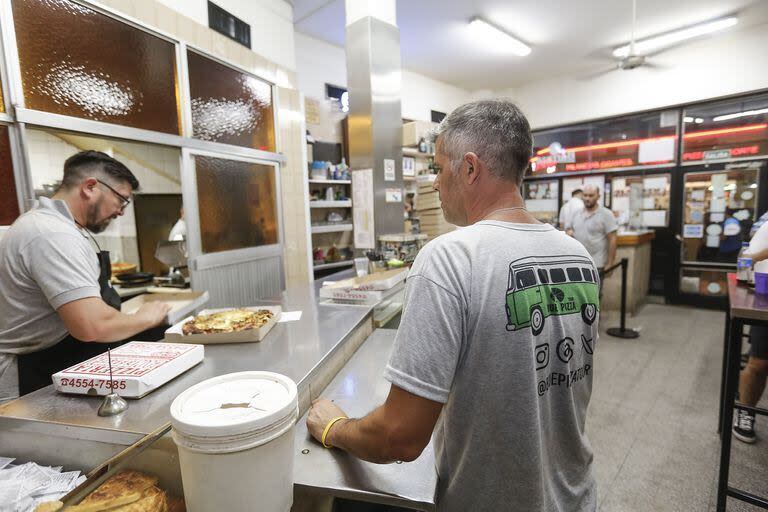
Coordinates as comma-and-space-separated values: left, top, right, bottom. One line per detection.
122, 290, 210, 326
164, 305, 283, 344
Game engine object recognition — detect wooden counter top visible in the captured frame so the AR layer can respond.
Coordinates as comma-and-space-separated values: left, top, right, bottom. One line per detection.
617, 230, 655, 246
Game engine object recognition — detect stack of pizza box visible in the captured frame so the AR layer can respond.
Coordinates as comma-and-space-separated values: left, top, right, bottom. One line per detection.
415, 176, 455, 239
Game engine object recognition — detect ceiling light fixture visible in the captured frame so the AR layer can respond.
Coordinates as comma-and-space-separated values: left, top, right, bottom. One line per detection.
713, 107, 768, 122
468, 17, 531, 57
613, 16, 738, 58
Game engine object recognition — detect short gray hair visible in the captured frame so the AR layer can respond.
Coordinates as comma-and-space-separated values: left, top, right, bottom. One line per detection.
430, 99, 532, 185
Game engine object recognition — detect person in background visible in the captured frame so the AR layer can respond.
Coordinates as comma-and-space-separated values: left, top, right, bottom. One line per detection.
168, 206, 187, 241
733, 218, 768, 443
568, 185, 618, 284
306, 99, 598, 511
0, 151, 171, 403
559, 188, 584, 230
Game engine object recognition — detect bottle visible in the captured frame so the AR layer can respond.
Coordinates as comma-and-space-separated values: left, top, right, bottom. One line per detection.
418, 137, 427, 153
737, 242, 752, 284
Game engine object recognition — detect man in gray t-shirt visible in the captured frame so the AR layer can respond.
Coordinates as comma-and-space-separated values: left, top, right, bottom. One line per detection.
568, 185, 617, 273
307, 100, 597, 511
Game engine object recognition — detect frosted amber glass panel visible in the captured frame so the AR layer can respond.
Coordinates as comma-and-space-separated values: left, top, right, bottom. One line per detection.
195, 156, 278, 253
0, 126, 20, 225
187, 50, 275, 151
0, 82, 4, 113
12, 0, 180, 134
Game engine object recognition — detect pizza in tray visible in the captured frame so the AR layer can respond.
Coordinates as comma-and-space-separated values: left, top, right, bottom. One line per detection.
182, 308, 274, 336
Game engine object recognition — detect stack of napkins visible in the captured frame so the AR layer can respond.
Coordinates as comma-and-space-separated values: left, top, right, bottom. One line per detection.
0, 458, 85, 511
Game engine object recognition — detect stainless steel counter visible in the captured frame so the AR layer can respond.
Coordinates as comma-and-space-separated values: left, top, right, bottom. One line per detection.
294, 329, 437, 511
0, 281, 373, 444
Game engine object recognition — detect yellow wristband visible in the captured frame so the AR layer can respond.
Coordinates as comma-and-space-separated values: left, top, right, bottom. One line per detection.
321, 416, 348, 448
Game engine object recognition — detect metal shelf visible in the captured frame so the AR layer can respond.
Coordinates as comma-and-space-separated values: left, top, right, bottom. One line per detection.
311, 223, 353, 234
309, 179, 352, 185
310, 200, 352, 208
313, 260, 355, 271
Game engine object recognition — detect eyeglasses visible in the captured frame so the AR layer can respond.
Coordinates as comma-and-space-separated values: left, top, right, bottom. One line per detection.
96, 179, 131, 210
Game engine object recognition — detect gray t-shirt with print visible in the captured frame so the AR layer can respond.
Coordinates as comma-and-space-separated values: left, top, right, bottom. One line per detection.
384, 221, 598, 512
0, 197, 101, 401
570, 206, 618, 268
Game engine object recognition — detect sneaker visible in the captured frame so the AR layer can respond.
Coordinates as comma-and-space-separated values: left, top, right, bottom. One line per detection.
733, 407, 757, 444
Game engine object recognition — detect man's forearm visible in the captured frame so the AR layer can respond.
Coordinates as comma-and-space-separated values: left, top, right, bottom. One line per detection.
607, 235, 617, 267
91, 311, 156, 342
326, 406, 422, 463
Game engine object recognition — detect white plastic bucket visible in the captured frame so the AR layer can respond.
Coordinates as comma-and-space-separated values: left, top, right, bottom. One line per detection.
170, 371, 298, 512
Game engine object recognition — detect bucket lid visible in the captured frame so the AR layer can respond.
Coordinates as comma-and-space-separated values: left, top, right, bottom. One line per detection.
170, 371, 297, 438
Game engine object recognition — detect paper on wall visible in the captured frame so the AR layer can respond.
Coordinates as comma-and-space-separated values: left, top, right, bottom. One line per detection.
384, 159, 396, 182
691, 190, 705, 201
706, 235, 721, 248
643, 176, 669, 190
683, 224, 704, 238
638, 138, 675, 163
642, 210, 667, 227
710, 212, 725, 222
385, 188, 402, 203
710, 198, 726, 213
353, 169, 375, 249
642, 197, 656, 209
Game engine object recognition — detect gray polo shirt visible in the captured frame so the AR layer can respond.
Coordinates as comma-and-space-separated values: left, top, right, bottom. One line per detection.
571, 206, 618, 268
0, 197, 100, 401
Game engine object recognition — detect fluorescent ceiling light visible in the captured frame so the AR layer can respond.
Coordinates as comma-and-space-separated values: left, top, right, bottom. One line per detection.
713, 107, 768, 122
469, 17, 531, 57
613, 16, 738, 58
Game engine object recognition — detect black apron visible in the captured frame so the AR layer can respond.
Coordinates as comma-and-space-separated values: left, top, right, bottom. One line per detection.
17, 250, 125, 395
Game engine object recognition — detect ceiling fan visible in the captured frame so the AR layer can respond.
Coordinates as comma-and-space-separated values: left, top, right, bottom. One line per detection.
580, 0, 662, 79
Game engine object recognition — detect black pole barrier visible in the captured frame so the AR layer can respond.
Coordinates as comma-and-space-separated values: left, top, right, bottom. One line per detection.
606, 258, 640, 339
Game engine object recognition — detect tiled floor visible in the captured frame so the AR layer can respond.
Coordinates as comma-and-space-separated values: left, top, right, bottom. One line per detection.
592, 304, 768, 512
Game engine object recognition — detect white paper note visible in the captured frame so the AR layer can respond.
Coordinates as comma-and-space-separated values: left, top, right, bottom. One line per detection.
706, 235, 721, 248
278, 311, 302, 323
683, 224, 703, 238
642, 210, 667, 227
384, 159, 395, 182
352, 169, 375, 249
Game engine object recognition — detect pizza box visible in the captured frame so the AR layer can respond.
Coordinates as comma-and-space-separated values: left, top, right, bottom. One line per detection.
320, 268, 408, 294
164, 305, 283, 344
122, 290, 210, 325
52, 341, 204, 398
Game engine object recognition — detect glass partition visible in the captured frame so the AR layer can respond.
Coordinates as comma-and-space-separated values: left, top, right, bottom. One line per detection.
682, 93, 768, 163
681, 167, 759, 265
530, 110, 678, 176
195, 155, 278, 254
523, 179, 558, 225
0, 125, 19, 225
11, 0, 180, 134
187, 50, 275, 151
610, 174, 670, 229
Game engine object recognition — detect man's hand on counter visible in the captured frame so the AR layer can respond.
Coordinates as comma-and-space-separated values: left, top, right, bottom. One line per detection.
306, 385, 442, 464
307, 398, 349, 445
134, 302, 173, 326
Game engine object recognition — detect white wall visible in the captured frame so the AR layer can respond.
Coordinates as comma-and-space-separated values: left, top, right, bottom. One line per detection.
155, 0, 296, 71
294, 32, 470, 122
496, 22, 768, 129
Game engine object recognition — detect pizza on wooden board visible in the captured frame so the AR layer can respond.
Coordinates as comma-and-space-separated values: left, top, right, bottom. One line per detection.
181, 308, 274, 335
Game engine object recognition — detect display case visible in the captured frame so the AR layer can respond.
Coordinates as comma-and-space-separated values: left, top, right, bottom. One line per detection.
523, 179, 558, 225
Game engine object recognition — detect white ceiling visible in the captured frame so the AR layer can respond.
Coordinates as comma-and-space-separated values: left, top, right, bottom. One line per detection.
293, 0, 768, 90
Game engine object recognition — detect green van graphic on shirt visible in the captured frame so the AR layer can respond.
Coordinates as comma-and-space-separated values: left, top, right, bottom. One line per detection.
505, 255, 600, 335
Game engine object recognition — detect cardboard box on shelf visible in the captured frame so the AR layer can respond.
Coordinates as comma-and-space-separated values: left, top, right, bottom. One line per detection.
402, 121, 437, 147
